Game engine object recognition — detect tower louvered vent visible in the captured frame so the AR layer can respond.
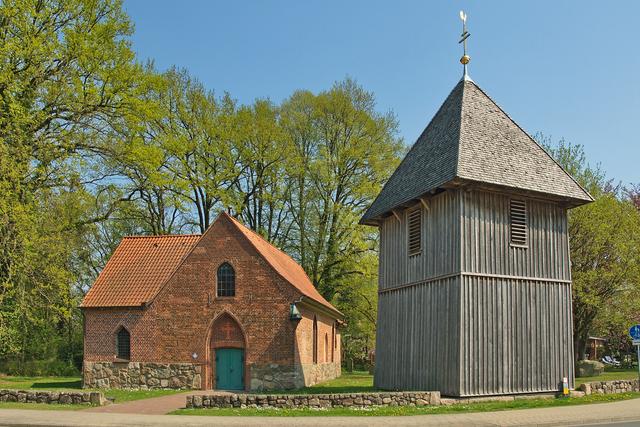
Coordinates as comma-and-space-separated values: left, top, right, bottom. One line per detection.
510, 199, 527, 246
408, 208, 422, 256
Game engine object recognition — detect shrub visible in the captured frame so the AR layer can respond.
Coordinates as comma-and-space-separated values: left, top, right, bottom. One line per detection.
0, 359, 80, 377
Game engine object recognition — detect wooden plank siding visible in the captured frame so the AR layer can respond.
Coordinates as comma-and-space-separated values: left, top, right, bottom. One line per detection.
459, 276, 574, 395
375, 277, 460, 395
375, 188, 575, 396
460, 190, 571, 281
378, 190, 461, 290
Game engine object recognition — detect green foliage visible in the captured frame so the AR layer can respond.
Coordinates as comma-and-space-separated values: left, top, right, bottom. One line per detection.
9, 0, 634, 380
538, 134, 640, 361
0, 0, 149, 368
0, 0, 401, 369
0, 359, 80, 377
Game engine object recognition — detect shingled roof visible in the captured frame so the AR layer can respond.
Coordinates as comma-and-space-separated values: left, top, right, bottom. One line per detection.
81, 213, 341, 318
360, 78, 593, 224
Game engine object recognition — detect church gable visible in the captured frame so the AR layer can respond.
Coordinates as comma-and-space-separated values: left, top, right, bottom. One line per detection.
149, 211, 297, 310
82, 212, 340, 318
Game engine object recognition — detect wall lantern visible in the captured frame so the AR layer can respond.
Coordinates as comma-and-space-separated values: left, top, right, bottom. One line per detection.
289, 303, 302, 321
192, 352, 198, 360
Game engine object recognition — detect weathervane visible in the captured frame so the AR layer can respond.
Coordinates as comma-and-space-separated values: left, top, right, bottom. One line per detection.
459, 10, 471, 78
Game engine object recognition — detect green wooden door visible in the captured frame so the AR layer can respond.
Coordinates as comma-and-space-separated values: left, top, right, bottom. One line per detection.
215, 348, 244, 390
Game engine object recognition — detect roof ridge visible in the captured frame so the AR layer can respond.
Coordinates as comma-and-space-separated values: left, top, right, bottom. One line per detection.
453, 79, 467, 180
122, 234, 201, 239
222, 213, 342, 317
224, 213, 300, 266
360, 80, 465, 222
462, 80, 593, 202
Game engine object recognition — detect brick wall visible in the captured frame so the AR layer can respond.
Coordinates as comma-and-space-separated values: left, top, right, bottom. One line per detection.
295, 305, 342, 386
83, 215, 340, 390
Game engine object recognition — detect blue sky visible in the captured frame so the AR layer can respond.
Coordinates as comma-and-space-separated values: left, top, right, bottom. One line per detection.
124, 0, 639, 185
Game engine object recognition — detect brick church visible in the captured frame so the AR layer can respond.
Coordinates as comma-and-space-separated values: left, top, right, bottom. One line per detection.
81, 212, 343, 391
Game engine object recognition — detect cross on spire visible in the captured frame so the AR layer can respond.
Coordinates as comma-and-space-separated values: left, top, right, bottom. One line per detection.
458, 10, 471, 79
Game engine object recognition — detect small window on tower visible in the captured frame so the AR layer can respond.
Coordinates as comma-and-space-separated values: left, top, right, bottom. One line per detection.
407, 208, 422, 257
510, 199, 527, 246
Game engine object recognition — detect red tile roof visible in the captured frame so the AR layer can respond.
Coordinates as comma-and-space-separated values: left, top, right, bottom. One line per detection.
80, 213, 341, 317
80, 235, 200, 308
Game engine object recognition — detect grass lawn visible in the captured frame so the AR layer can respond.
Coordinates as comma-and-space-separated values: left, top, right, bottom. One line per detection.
576, 367, 640, 385
172, 392, 640, 417
0, 376, 182, 403
270, 371, 375, 395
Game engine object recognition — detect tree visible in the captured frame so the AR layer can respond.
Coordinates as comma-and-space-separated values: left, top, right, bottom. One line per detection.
236, 99, 290, 243
278, 79, 403, 359
0, 0, 404, 368
283, 79, 402, 297
625, 183, 640, 210
538, 135, 640, 362
0, 0, 150, 367
158, 68, 242, 233
569, 193, 640, 361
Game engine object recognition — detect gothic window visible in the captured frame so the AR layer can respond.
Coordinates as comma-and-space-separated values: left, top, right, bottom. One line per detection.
408, 208, 422, 257
331, 323, 335, 363
116, 327, 130, 360
324, 333, 329, 363
312, 316, 318, 364
510, 199, 527, 246
217, 262, 235, 297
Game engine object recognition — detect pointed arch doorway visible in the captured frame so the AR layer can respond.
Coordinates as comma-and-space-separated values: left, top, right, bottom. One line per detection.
209, 312, 246, 390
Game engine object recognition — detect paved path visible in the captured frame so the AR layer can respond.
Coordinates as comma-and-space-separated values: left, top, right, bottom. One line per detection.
1, 397, 640, 426
83, 390, 218, 415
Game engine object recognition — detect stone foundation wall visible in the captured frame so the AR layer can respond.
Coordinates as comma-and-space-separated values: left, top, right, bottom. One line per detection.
187, 391, 441, 409
0, 389, 105, 405
299, 362, 341, 387
83, 361, 201, 389
249, 364, 304, 391
579, 379, 639, 395
249, 362, 341, 391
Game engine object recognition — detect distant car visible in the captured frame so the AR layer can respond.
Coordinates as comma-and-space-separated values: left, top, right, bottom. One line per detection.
601, 355, 621, 366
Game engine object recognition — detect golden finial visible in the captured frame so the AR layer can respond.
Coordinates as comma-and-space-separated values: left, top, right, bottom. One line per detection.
458, 10, 471, 77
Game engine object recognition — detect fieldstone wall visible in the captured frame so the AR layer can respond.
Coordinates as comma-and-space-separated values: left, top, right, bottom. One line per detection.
579, 379, 639, 395
186, 391, 441, 409
249, 364, 304, 391
249, 363, 341, 391
83, 361, 201, 389
299, 362, 341, 387
0, 389, 105, 406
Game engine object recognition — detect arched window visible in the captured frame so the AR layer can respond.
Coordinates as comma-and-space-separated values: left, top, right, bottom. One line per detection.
324, 333, 329, 363
116, 327, 130, 360
331, 323, 335, 363
217, 262, 235, 297
312, 316, 318, 364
